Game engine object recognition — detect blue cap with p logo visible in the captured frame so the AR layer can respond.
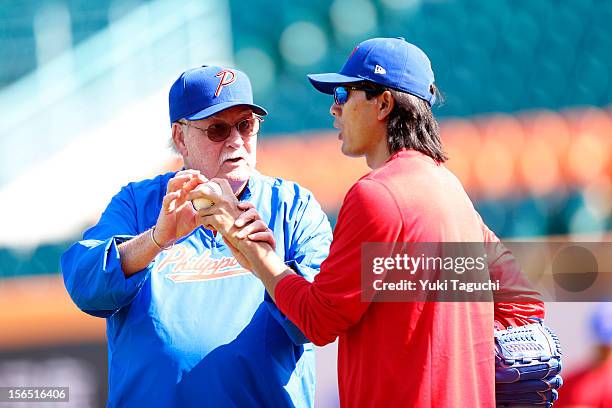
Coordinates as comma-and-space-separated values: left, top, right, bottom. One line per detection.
168, 65, 267, 126
307, 37, 436, 105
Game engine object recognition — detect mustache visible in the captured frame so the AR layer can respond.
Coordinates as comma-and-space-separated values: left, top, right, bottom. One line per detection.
219, 152, 247, 163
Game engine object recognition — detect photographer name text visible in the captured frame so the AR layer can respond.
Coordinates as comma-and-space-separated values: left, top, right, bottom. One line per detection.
373, 279, 500, 293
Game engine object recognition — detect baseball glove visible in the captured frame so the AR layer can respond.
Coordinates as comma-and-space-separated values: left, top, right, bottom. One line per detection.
495, 318, 563, 407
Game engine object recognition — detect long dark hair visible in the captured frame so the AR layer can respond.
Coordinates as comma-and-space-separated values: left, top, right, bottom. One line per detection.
363, 83, 447, 163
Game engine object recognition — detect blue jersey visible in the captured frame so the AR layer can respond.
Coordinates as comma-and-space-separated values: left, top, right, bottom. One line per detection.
61, 171, 332, 407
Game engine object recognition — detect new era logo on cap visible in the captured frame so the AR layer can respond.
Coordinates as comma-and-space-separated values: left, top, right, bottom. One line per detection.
374, 65, 386, 75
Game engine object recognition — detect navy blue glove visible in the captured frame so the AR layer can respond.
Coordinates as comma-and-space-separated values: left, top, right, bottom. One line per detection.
495, 319, 563, 407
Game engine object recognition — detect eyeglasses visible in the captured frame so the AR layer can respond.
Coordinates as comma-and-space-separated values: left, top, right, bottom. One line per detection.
179, 116, 263, 142
333, 85, 383, 105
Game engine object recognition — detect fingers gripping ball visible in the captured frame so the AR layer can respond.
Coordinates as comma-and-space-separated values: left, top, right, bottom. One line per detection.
191, 182, 223, 211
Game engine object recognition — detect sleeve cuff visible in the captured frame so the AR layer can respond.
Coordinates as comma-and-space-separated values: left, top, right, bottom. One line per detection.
103, 235, 152, 301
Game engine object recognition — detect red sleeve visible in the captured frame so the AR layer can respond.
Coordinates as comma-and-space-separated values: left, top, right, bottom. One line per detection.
478, 214, 545, 329
275, 179, 402, 346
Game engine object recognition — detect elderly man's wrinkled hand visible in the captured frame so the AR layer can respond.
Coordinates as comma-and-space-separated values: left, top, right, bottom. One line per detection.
153, 169, 207, 248
190, 178, 242, 237
189, 179, 278, 274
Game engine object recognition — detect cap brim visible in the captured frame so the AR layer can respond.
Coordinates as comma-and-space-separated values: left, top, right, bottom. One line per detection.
307, 73, 364, 94
185, 102, 268, 121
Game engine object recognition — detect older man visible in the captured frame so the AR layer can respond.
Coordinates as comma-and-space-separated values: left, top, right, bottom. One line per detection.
204, 38, 551, 407
61, 66, 332, 407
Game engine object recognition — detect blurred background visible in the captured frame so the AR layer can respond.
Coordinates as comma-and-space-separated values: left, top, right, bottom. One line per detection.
0, 0, 610, 406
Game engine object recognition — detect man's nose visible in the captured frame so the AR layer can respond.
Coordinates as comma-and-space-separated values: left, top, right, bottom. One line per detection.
225, 126, 244, 148
330, 102, 341, 117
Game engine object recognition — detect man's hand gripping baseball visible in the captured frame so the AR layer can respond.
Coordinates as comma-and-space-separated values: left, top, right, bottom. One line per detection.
187, 178, 277, 271
193, 180, 294, 299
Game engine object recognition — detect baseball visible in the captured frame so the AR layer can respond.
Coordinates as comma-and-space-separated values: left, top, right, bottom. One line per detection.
191, 182, 222, 211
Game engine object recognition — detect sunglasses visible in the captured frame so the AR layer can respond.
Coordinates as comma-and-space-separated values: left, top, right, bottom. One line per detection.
333, 85, 383, 105
180, 116, 263, 142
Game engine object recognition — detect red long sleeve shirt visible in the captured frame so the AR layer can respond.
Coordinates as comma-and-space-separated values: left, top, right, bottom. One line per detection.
554, 358, 612, 407
275, 149, 544, 407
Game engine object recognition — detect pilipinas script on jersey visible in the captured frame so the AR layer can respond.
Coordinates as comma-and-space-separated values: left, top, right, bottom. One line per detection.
155, 246, 250, 283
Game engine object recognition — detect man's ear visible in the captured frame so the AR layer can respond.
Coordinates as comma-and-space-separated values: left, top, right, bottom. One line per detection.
377, 90, 394, 121
172, 123, 188, 157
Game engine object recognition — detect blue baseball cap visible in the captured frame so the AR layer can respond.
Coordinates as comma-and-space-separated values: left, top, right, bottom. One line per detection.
591, 303, 612, 344
169, 65, 267, 125
308, 37, 436, 105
